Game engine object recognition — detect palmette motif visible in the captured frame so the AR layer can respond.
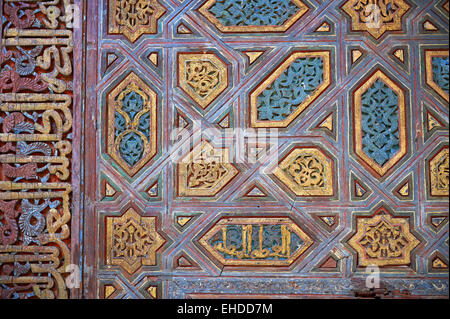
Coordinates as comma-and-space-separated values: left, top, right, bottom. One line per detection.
115, 84, 151, 167
250, 51, 331, 128
178, 53, 228, 109
187, 157, 227, 189
432, 57, 449, 95
107, 72, 158, 176
178, 141, 239, 197
359, 221, 408, 259
274, 147, 334, 196
342, 0, 411, 39
106, 208, 165, 275
348, 207, 420, 267
209, 0, 299, 27
285, 154, 326, 189
257, 57, 324, 122
199, 217, 313, 266
360, 79, 400, 167
185, 60, 220, 100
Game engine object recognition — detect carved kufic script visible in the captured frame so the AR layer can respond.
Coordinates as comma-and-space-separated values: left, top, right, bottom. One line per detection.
199, 217, 313, 266
0, 0, 74, 299
214, 224, 296, 259
198, 0, 309, 33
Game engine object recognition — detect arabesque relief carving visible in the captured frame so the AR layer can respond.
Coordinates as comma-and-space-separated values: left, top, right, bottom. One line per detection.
108, 0, 166, 42
0, 0, 74, 299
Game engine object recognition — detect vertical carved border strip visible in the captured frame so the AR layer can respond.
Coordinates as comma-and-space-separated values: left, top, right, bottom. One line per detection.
0, 0, 81, 299
0, 3, 3, 54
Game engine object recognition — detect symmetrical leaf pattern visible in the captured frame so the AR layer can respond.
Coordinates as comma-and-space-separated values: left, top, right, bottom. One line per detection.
432, 56, 449, 95
361, 79, 400, 167
114, 89, 150, 167
257, 57, 324, 121
209, 0, 299, 26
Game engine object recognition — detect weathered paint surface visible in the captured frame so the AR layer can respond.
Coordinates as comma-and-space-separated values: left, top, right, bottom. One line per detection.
0, 0, 448, 299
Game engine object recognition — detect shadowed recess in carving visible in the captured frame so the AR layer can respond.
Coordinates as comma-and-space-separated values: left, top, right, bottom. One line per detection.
361, 79, 400, 167
186, 60, 220, 99
348, 207, 420, 267
257, 57, 324, 121
429, 147, 449, 197
432, 56, 449, 95
283, 153, 326, 189
209, 0, 299, 26
114, 86, 151, 167
341, 0, 411, 39
108, 0, 166, 42
209, 224, 304, 260
118, 132, 145, 167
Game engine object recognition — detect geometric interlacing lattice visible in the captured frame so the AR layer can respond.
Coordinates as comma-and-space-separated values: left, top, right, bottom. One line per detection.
0, 0, 448, 299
